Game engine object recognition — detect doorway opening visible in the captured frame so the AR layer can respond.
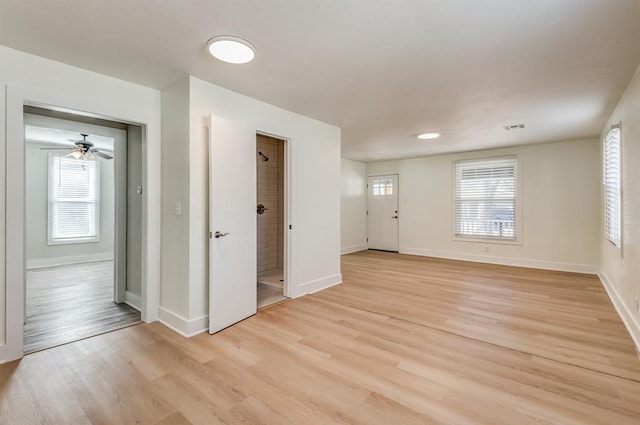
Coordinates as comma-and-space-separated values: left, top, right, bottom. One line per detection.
23, 107, 143, 354
256, 133, 288, 308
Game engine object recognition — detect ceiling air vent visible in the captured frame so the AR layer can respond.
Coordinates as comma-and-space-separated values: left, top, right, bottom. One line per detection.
503, 124, 526, 130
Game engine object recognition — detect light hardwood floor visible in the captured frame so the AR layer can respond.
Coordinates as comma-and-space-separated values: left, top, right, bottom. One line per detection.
24, 261, 141, 354
2, 251, 639, 424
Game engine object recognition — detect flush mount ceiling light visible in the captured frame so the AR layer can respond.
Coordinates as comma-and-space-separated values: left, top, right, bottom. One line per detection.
417, 132, 440, 140
207, 35, 256, 64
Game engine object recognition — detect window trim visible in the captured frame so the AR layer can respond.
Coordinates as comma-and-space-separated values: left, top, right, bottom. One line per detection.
452, 155, 522, 245
603, 123, 622, 250
47, 153, 101, 245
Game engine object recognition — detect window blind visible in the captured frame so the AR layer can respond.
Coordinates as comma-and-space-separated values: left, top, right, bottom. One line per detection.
603, 125, 621, 247
454, 157, 517, 239
48, 154, 100, 243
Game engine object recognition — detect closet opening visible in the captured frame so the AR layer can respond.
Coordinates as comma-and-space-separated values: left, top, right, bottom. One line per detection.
256, 133, 288, 308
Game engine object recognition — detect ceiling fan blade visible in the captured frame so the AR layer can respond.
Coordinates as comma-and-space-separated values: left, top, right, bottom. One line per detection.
40, 147, 75, 150
91, 149, 113, 160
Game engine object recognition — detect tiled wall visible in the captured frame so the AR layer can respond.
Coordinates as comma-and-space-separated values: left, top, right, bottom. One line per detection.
257, 134, 284, 274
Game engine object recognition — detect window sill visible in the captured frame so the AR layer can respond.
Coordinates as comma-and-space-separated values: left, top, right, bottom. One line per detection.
453, 236, 523, 246
48, 237, 100, 246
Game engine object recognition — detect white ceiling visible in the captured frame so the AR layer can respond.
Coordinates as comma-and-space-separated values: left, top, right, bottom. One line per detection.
2, 0, 639, 162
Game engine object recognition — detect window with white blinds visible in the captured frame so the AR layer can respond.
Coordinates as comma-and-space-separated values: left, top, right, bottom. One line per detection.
454, 156, 517, 240
48, 154, 100, 244
603, 124, 621, 247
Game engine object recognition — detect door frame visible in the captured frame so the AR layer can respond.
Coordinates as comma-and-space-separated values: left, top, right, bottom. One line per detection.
366, 173, 400, 252
113, 133, 127, 303
256, 131, 291, 298
3, 85, 157, 362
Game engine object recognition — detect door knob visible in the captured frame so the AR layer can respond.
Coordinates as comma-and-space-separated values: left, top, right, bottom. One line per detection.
391, 216, 398, 219
214, 231, 230, 239
257, 203, 268, 215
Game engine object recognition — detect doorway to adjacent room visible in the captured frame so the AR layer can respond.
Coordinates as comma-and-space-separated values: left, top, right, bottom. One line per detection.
23, 108, 143, 353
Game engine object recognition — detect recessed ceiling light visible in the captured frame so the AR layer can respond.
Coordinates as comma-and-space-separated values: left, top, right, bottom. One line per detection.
207, 35, 256, 64
417, 132, 440, 140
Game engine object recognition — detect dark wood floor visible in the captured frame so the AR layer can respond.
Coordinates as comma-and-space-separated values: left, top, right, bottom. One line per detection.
24, 260, 141, 354
2, 251, 639, 424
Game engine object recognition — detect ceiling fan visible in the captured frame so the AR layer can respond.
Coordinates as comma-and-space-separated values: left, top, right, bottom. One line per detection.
41, 133, 113, 160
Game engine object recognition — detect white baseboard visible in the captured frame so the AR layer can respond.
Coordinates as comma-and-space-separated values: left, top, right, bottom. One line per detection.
341, 244, 367, 255
294, 273, 343, 298
400, 248, 599, 274
598, 271, 640, 353
158, 308, 208, 338
125, 291, 142, 311
26, 253, 113, 269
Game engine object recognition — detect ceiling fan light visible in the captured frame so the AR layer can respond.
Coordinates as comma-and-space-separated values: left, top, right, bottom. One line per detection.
71, 150, 82, 159
207, 35, 255, 64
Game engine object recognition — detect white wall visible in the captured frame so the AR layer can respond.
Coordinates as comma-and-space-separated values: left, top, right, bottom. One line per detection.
25, 142, 115, 267
160, 77, 191, 319
366, 138, 601, 272
600, 65, 640, 350
126, 125, 143, 299
0, 46, 161, 362
187, 76, 342, 323
341, 159, 367, 254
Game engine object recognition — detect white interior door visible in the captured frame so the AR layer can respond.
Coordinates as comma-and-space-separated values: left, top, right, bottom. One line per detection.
209, 115, 257, 333
367, 174, 399, 251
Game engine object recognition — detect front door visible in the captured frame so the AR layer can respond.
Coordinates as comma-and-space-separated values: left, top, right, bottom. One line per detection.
367, 175, 399, 251
208, 115, 257, 333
